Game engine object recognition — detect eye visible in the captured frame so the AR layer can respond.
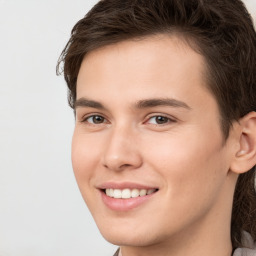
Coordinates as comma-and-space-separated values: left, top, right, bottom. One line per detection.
84, 115, 107, 124
147, 115, 174, 125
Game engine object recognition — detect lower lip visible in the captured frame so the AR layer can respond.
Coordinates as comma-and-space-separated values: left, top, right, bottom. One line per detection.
100, 190, 156, 211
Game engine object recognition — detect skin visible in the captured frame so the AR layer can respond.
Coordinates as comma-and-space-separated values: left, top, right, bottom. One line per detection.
72, 35, 254, 256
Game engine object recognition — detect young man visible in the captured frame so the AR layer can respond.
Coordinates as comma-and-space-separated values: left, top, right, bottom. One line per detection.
57, 0, 256, 255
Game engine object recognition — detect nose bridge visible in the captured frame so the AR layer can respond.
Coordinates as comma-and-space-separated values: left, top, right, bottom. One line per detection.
102, 123, 142, 171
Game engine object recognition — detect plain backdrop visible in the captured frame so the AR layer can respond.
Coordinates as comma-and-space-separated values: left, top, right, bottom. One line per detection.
0, 1, 255, 256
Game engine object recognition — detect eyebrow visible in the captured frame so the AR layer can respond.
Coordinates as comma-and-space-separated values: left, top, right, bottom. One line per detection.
75, 98, 106, 110
74, 97, 191, 110
136, 98, 191, 110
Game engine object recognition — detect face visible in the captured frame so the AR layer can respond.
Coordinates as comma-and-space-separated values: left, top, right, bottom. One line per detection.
72, 35, 235, 248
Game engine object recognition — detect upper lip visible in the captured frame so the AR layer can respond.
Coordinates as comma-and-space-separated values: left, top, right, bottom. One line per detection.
97, 182, 159, 190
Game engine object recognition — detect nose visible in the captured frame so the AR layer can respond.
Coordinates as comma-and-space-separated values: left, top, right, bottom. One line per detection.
102, 126, 143, 172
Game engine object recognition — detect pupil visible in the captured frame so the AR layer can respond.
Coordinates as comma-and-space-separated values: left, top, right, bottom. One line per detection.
156, 116, 168, 124
93, 116, 104, 124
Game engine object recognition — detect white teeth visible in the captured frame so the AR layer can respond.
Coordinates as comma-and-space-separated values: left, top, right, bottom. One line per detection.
105, 188, 157, 199
113, 189, 122, 198
122, 189, 131, 199
109, 188, 114, 197
147, 189, 155, 195
131, 189, 139, 198
139, 189, 147, 196
106, 188, 114, 197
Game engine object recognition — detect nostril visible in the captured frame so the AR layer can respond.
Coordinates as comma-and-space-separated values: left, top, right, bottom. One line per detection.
103, 162, 134, 171
119, 163, 132, 169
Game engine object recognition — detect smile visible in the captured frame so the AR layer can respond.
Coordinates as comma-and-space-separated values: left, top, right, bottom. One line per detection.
105, 188, 158, 199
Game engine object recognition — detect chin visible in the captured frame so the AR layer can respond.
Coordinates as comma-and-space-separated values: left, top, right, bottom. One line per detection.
98, 223, 139, 245
102, 232, 155, 247
97, 222, 164, 247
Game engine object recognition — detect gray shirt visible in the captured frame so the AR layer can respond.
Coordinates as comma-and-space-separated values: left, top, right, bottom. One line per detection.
233, 232, 256, 256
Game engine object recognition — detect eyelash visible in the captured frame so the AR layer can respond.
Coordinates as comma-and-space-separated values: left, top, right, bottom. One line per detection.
81, 114, 108, 125
81, 114, 176, 126
146, 115, 176, 125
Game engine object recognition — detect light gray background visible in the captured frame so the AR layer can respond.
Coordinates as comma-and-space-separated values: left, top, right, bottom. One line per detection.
0, 1, 255, 255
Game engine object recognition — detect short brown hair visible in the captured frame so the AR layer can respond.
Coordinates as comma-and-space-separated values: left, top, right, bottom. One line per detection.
57, 0, 256, 249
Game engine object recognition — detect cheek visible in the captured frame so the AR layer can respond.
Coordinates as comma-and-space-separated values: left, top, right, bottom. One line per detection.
143, 127, 228, 204
71, 130, 106, 213
71, 130, 101, 186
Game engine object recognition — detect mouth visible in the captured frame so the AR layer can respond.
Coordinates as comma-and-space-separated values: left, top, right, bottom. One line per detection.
98, 183, 159, 211
103, 188, 158, 199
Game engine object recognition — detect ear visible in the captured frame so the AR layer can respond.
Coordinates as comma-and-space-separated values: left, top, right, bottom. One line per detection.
230, 111, 256, 174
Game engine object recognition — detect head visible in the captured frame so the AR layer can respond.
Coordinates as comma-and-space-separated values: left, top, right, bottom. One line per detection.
57, 0, 256, 251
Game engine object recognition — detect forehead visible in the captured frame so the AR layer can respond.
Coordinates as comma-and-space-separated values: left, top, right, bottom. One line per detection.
76, 34, 214, 109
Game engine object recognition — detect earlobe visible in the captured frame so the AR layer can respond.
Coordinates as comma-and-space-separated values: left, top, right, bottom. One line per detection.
230, 112, 256, 174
